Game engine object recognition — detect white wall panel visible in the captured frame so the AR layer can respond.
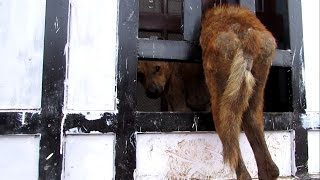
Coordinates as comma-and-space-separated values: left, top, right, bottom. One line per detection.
136, 132, 293, 179
301, 0, 320, 113
63, 134, 115, 180
0, 135, 40, 180
0, 0, 46, 109
66, 0, 118, 111
308, 130, 320, 175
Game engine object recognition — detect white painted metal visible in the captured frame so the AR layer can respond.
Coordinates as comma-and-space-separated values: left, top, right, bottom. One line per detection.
63, 134, 115, 180
136, 132, 293, 179
66, 0, 118, 111
301, 0, 320, 114
308, 130, 320, 176
0, 135, 40, 180
0, 0, 46, 109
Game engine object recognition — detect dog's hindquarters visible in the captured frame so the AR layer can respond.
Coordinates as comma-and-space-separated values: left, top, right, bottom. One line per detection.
200, 5, 279, 180
202, 30, 255, 170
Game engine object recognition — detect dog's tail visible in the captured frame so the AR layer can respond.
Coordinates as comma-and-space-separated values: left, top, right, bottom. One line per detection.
218, 47, 255, 168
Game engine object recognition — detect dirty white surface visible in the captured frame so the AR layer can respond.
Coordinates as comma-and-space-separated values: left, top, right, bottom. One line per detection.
301, 0, 320, 114
0, 0, 46, 109
136, 132, 293, 179
63, 134, 115, 180
66, 0, 118, 111
308, 130, 320, 175
0, 135, 40, 180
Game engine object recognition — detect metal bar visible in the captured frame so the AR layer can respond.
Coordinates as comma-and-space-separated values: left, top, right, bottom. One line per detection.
135, 112, 214, 132
138, 39, 202, 61
64, 113, 117, 133
162, 0, 169, 39
0, 112, 24, 134
287, 0, 308, 176
138, 39, 292, 66
273, 49, 293, 67
226, 0, 239, 5
135, 112, 294, 132
39, 0, 69, 179
288, 0, 306, 114
139, 13, 181, 33
183, 0, 202, 43
0, 112, 40, 134
239, 0, 256, 12
115, 0, 139, 179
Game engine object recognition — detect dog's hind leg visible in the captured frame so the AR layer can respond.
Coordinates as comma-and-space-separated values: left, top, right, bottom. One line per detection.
203, 31, 254, 179
242, 76, 279, 180
242, 31, 279, 180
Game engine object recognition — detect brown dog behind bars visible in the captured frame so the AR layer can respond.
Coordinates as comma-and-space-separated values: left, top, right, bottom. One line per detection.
138, 61, 210, 112
138, 5, 279, 180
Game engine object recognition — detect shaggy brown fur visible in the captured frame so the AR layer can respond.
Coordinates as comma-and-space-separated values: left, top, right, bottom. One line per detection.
138, 61, 210, 112
138, 5, 279, 180
201, 5, 279, 180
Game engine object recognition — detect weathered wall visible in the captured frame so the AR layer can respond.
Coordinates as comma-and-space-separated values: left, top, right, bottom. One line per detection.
301, 0, 320, 176
0, 0, 319, 179
301, 0, 319, 114
136, 132, 293, 179
0, 0, 46, 109
66, 0, 118, 112
63, 134, 115, 180
0, 135, 40, 180
308, 130, 320, 176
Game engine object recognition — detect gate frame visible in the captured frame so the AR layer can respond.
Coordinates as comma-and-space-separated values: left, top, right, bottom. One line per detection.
0, 0, 313, 179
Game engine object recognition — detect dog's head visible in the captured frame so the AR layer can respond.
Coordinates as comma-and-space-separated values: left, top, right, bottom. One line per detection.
137, 60, 173, 99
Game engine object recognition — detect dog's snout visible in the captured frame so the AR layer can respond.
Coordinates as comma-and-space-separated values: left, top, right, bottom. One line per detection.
146, 85, 162, 99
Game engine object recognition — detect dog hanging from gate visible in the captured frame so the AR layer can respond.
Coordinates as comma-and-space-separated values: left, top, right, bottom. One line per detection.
138, 5, 279, 180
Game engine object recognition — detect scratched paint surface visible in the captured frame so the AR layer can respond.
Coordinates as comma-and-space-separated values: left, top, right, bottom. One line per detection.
0, 0, 46, 109
66, 0, 118, 111
0, 135, 40, 180
136, 132, 293, 179
63, 134, 115, 180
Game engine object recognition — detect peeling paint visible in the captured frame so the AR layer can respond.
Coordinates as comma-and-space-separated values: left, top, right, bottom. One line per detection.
46, 153, 54, 160
192, 115, 199, 131
60, 113, 67, 154
21, 112, 26, 125
127, 11, 135, 22
54, 16, 60, 33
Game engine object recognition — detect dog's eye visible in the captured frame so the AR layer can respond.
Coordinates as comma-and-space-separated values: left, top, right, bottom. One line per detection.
155, 66, 161, 72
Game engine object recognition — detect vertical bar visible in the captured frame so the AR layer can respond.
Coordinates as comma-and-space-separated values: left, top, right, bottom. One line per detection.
39, 0, 69, 179
288, 0, 306, 114
227, 0, 239, 4
162, 0, 168, 39
183, 0, 202, 43
288, 0, 308, 176
239, 0, 256, 12
115, 0, 139, 179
